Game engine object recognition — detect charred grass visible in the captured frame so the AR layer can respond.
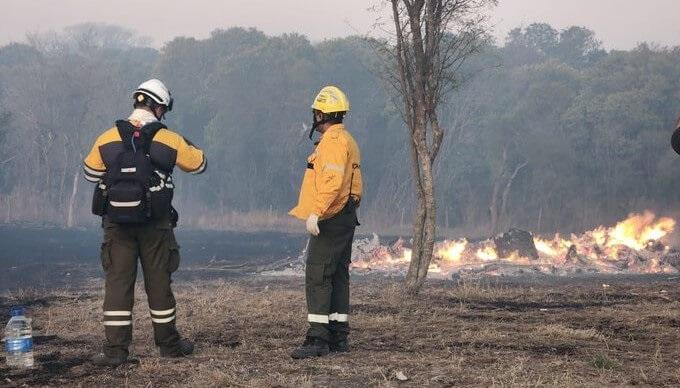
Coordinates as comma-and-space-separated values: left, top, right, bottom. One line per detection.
1, 276, 680, 387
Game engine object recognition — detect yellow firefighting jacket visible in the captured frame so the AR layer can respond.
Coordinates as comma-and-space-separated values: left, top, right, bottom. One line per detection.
82, 120, 206, 183
289, 124, 363, 220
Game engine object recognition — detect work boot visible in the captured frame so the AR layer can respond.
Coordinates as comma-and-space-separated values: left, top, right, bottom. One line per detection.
92, 352, 127, 367
291, 337, 329, 359
159, 338, 194, 358
330, 338, 349, 353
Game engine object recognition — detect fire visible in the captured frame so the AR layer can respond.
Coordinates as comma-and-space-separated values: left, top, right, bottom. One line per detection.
534, 238, 559, 256
607, 211, 675, 250
437, 240, 467, 263
475, 246, 498, 261
350, 211, 679, 277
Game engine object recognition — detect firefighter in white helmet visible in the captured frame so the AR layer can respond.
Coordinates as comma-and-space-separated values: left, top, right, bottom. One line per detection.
84, 78, 206, 366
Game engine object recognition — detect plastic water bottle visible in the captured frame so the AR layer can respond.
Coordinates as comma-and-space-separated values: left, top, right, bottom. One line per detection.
4, 306, 34, 368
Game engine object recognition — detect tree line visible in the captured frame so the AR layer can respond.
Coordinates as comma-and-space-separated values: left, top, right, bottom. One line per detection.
0, 23, 678, 236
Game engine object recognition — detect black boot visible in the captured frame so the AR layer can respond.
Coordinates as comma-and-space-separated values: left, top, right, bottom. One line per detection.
330, 338, 349, 353
291, 337, 330, 359
92, 352, 127, 367
159, 338, 194, 357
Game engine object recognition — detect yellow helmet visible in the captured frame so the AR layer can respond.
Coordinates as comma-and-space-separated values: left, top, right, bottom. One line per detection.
311, 86, 350, 114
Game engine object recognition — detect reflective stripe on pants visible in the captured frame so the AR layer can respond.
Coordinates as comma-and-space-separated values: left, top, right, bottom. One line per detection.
305, 200, 357, 343
100, 217, 181, 357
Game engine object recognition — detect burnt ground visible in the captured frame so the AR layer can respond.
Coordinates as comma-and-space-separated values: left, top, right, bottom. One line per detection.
2, 226, 680, 386
1, 275, 680, 387
0, 225, 309, 290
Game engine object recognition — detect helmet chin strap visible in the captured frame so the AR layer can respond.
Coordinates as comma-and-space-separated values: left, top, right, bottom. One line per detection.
154, 106, 167, 121
309, 112, 335, 140
308, 111, 345, 141
309, 115, 325, 140
309, 119, 329, 140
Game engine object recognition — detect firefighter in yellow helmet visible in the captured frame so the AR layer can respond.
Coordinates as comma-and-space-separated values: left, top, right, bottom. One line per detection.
289, 86, 363, 359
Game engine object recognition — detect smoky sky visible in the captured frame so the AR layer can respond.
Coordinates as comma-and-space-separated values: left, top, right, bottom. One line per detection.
2, 0, 680, 49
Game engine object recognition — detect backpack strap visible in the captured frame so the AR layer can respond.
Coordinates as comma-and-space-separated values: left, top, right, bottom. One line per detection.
139, 122, 165, 153
115, 120, 166, 153
115, 120, 136, 151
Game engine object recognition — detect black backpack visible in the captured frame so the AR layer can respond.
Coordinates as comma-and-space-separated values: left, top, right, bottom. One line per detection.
92, 120, 174, 224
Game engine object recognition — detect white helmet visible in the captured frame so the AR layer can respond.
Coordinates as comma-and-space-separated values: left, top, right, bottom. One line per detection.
133, 78, 173, 111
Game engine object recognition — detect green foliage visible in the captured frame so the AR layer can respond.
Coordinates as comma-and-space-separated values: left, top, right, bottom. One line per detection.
0, 23, 679, 232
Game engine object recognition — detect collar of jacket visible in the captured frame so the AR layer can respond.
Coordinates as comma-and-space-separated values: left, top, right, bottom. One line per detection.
127, 108, 158, 127
320, 123, 345, 139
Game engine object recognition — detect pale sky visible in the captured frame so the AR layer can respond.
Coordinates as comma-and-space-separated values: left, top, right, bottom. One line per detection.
1, 0, 680, 50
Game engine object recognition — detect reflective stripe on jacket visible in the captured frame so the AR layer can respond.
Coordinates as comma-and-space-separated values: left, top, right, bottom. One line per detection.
289, 124, 362, 220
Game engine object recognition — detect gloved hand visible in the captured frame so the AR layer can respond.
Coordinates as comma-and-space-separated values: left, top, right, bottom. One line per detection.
306, 214, 320, 236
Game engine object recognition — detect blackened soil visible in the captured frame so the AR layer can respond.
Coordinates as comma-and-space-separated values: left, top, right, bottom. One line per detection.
0, 225, 307, 291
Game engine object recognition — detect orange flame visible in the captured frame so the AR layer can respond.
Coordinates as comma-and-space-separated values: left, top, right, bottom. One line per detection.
437, 240, 468, 263
350, 211, 678, 277
607, 211, 675, 250
475, 246, 498, 261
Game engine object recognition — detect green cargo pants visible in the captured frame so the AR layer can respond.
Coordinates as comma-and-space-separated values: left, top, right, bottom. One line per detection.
306, 199, 359, 343
99, 217, 181, 358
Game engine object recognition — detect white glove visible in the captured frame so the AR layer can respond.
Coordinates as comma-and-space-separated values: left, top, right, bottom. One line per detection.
306, 214, 320, 236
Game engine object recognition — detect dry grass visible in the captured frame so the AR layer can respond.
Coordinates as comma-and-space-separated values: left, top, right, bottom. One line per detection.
2, 276, 680, 387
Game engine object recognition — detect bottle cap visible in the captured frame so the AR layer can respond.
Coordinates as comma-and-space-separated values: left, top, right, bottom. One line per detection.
9, 306, 25, 317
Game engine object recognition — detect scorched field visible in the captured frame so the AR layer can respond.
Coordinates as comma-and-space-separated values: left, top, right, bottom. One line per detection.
1, 275, 679, 387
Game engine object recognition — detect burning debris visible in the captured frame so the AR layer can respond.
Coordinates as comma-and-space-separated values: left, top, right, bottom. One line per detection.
351, 211, 679, 277
494, 228, 538, 259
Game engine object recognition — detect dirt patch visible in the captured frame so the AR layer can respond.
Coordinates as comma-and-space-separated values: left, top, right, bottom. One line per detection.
1, 276, 680, 386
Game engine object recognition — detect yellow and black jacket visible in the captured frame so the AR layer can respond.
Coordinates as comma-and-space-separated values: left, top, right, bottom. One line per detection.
83, 119, 206, 183
290, 124, 362, 220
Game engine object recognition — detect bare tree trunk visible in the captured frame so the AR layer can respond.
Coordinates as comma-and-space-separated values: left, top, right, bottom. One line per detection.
66, 170, 79, 228
406, 134, 438, 293
405, 121, 427, 289
416, 150, 437, 290
407, 193, 427, 287
7, 194, 13, 222
499, 160, 528, 230
488, 147, 507, 236
489, 177, 501, 236
58, 162, 67, 211
400, 208, 405, 231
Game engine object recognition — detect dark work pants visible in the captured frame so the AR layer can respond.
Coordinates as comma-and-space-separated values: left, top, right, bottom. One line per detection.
305, 200, 358, 343
100, 217, 181, 358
